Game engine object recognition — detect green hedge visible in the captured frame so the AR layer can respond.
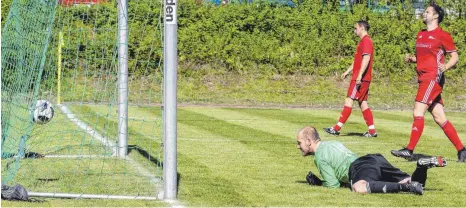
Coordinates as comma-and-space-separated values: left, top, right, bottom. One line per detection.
178, 0, 466, 81
2, 0, 465, 81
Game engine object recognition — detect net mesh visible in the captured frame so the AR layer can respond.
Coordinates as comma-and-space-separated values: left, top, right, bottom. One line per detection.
1, 0, 164, 198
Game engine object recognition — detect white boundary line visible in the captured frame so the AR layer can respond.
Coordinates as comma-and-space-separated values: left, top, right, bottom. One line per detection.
58, 105, 117, 155
41, 104, 182, 203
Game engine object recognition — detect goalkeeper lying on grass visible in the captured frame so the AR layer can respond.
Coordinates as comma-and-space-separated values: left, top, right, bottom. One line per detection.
297, 126, 447, 195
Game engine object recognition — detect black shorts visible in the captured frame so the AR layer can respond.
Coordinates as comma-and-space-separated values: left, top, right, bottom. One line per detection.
349, 154, 410, 185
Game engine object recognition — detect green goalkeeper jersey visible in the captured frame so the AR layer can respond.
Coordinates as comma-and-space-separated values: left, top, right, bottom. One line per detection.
314, 141, 359, 188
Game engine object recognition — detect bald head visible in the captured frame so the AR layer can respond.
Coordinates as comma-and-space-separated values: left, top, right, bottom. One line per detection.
297, 126, 321, 143
297, 126, 321, 156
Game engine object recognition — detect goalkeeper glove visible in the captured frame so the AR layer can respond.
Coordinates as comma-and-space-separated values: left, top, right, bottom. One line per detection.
306, 171, 323, 186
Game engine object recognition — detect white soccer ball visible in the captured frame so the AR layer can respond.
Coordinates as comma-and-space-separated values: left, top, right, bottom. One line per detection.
32, 100, 54, 124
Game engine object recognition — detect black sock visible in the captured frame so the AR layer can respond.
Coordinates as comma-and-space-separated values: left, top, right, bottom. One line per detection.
412, 167, 428, 187
367, 181, 402, 193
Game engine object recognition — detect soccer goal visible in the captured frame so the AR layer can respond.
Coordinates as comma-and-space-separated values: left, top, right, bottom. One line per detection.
1, 0, 176, 200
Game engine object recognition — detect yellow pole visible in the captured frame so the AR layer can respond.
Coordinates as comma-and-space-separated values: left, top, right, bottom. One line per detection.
57, 32, 64, 105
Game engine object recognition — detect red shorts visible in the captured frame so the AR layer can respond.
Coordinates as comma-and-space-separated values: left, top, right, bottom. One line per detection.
347, 81, 370, 102
415, 80, 443, 105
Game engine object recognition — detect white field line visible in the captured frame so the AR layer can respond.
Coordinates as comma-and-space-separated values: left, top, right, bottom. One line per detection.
43, 155, 109, 158
56, 104, 176, 203
58, 104, 117, 155
27, 192, 160, 200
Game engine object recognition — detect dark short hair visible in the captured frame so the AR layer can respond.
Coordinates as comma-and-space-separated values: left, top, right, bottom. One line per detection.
429, 2, 444, 24
357, 20, 370, 31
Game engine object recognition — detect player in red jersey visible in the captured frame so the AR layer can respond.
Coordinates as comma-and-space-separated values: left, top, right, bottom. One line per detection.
324, 20, 377, 138
391, 3, 466, 162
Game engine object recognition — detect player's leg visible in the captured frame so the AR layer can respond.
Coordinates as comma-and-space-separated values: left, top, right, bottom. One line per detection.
359, 102, 377, 137
391, 101, 428, 158
392, 81, 439, 158
324, 82, 356, 136
373, 153, 411, 183
413, 156, 447, 187
352, 180, 423, 195
357, 82, 377, 137
407, 101, 429, 150
350, 154, 422, 194
429, 102, 466, 162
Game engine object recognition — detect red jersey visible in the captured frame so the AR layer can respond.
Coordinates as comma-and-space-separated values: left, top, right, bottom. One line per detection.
415, 27, 457, 82
352, 35, 374, 82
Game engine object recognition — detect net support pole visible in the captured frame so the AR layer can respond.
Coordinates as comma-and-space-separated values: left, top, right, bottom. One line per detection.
117, 0, 129, 158
57, 32, 64, 105
163, 0, 178, 200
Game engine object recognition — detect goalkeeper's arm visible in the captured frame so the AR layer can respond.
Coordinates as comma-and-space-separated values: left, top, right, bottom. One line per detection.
306, 171, 349, 188
306, 171, 323, 186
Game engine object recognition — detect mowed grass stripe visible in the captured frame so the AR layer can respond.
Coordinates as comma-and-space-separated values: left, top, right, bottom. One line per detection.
72, 105, 163, 176
174, 110, 387, 206
176, 109, 303, 171
178, 153, 252, 206
280, 109, 465, 161
173, 109, 334, 206
181, 107, 302, 140
223, 107, 365, 134
176, 123, 254, 206
51, 106, 465, 207
279, 108, 463, 144
99, 106, 254, 206
373, 111, 466, 133
222, 108, 462, 163
177, 109, 290, 144
370, 110, 466, 160
190, 107, 406, 150
222, 108, 404, 155
148, 108, 317, 206
175, 123, 303, 206
176, 108, 466, 206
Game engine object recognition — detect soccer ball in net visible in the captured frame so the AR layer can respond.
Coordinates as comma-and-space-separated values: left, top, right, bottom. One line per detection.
32, 100, 54, 124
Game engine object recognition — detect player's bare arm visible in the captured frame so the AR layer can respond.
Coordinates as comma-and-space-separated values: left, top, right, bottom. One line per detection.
439, 51, 458, 72
355, 55, 370, 84
341, 61, 354, 79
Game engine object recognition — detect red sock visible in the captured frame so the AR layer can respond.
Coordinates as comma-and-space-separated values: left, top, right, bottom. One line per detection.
333, 106, 352, 131
441, 120, 465, 151
407, 116, 424, 151
362, 108, 376, 134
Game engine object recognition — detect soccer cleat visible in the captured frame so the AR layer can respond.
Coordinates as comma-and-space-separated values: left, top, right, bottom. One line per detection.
417, 156, 447, 169
323, 127, 340, 136
406, 181, 424, 195
458, 148, 466, 162
362, 132, 378, 138
391, 147, 413, 158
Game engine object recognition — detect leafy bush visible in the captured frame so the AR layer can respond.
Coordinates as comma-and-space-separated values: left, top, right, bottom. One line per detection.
178, 0, 466, 81
2, 0, 465, 81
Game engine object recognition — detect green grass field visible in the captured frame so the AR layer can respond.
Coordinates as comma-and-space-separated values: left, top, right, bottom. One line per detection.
2, 106, 466, 207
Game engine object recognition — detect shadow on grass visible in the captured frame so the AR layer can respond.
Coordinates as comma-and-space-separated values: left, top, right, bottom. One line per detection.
399, 153, 434, 162
295, 180, 309, 184
424, 188, 444, 191
128, 145, 181, 196
342, 132, 364, 137
128, 145, 163, 168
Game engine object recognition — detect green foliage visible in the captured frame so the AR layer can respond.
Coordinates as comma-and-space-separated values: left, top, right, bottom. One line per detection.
41, 0, 163, 79
2, 0, 466, 103
3, 0, 465, 80
177, 0, 466, 81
